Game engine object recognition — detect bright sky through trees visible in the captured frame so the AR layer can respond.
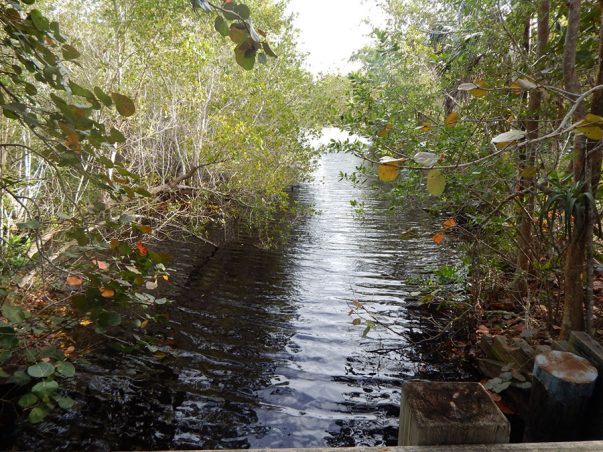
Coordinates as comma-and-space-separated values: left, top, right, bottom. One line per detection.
286, 0, 385, 75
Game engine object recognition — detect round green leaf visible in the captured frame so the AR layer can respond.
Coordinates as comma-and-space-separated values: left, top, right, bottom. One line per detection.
94, 87, 113, 107
110, 92, 136, 117
31, 380, 59, 398
28, 407, 48, 424
1, 304, 26, 324
0, 326, 18, 349
109, 127, 126, 144
54, 395, 75, 409
18, 393, 39, 408
235, 42, 256, 70
234, 4, 250, 20
61, 44, 81, 61
27, 362, 55, 378
98, 311, 121, 328
426, 169, 446, 197
222, 3, 238, 20
215, 16, 229, 37
9, 370, 31, 386
55, 361, 75, 378
229, 23, 249, 44
30, 9, 50, 32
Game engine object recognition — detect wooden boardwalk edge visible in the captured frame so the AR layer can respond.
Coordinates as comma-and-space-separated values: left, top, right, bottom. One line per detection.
163, 441, 603, 452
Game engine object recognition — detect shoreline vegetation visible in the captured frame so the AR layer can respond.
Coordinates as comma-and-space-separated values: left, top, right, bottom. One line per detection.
2, 0, 603, 446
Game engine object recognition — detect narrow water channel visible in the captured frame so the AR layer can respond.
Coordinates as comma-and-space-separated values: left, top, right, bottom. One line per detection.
14, 153, 463, 450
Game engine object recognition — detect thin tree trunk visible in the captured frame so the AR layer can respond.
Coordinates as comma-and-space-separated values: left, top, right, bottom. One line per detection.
584, 0, 603, 335
516, 0, 550, 285
561, 0, 587, 338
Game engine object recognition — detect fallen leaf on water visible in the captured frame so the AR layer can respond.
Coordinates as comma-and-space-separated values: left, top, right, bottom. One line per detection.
136, 242, 148, 256
99, 287, 115, 298
442, 218, 457, 230
66, 275, 83, 287
432, 232, 445, 245
92, 259, 109, 270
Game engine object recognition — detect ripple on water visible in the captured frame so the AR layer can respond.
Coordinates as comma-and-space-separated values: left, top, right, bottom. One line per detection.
14, 153, 460, 450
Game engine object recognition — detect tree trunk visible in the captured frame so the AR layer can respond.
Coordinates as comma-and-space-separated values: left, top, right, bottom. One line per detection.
561, 0, 588, 338
585, 0, 603, 334
516, 0, 550, 283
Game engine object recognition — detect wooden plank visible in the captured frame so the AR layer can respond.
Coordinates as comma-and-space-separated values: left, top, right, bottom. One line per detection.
398, 381, 509, 446
184, 441, 603, 451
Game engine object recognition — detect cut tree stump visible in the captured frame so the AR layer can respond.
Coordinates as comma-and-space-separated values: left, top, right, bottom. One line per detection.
524, 350, 598, 442
398, 381, 510, 446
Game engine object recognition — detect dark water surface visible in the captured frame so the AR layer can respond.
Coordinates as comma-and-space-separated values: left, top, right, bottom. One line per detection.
13, 153, 464, 450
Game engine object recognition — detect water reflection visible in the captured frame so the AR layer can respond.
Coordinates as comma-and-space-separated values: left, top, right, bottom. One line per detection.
14, 152, 454, 450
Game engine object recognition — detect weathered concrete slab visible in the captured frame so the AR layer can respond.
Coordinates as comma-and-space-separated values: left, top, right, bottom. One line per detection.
172, 441, 603, 451
398, 381, 510, 446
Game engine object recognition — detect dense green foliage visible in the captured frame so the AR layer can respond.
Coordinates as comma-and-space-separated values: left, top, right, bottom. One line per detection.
337, 0, 603, 339
0, 0, 328, 423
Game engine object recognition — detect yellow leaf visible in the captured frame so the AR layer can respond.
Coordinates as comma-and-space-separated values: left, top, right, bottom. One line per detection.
352, 318, 361, 326
446, 112, 459, 127
162, 275, 169, 281
432, 232, 445, 245
510, 82, 522, 95
377, 123, 393, 137
66, 275, 83, 287
419, 122, 432, 133
521, 166, 538, 178
577, 126, 603, 141
585, 113, 603, 125
140, 320, 149, 329
79, 319, 92, 327
99, 287, 115, 298
577, 115, 603, 141
470, 79, 487, 98
426, 169, 446, 196
377, 163, 399, 182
